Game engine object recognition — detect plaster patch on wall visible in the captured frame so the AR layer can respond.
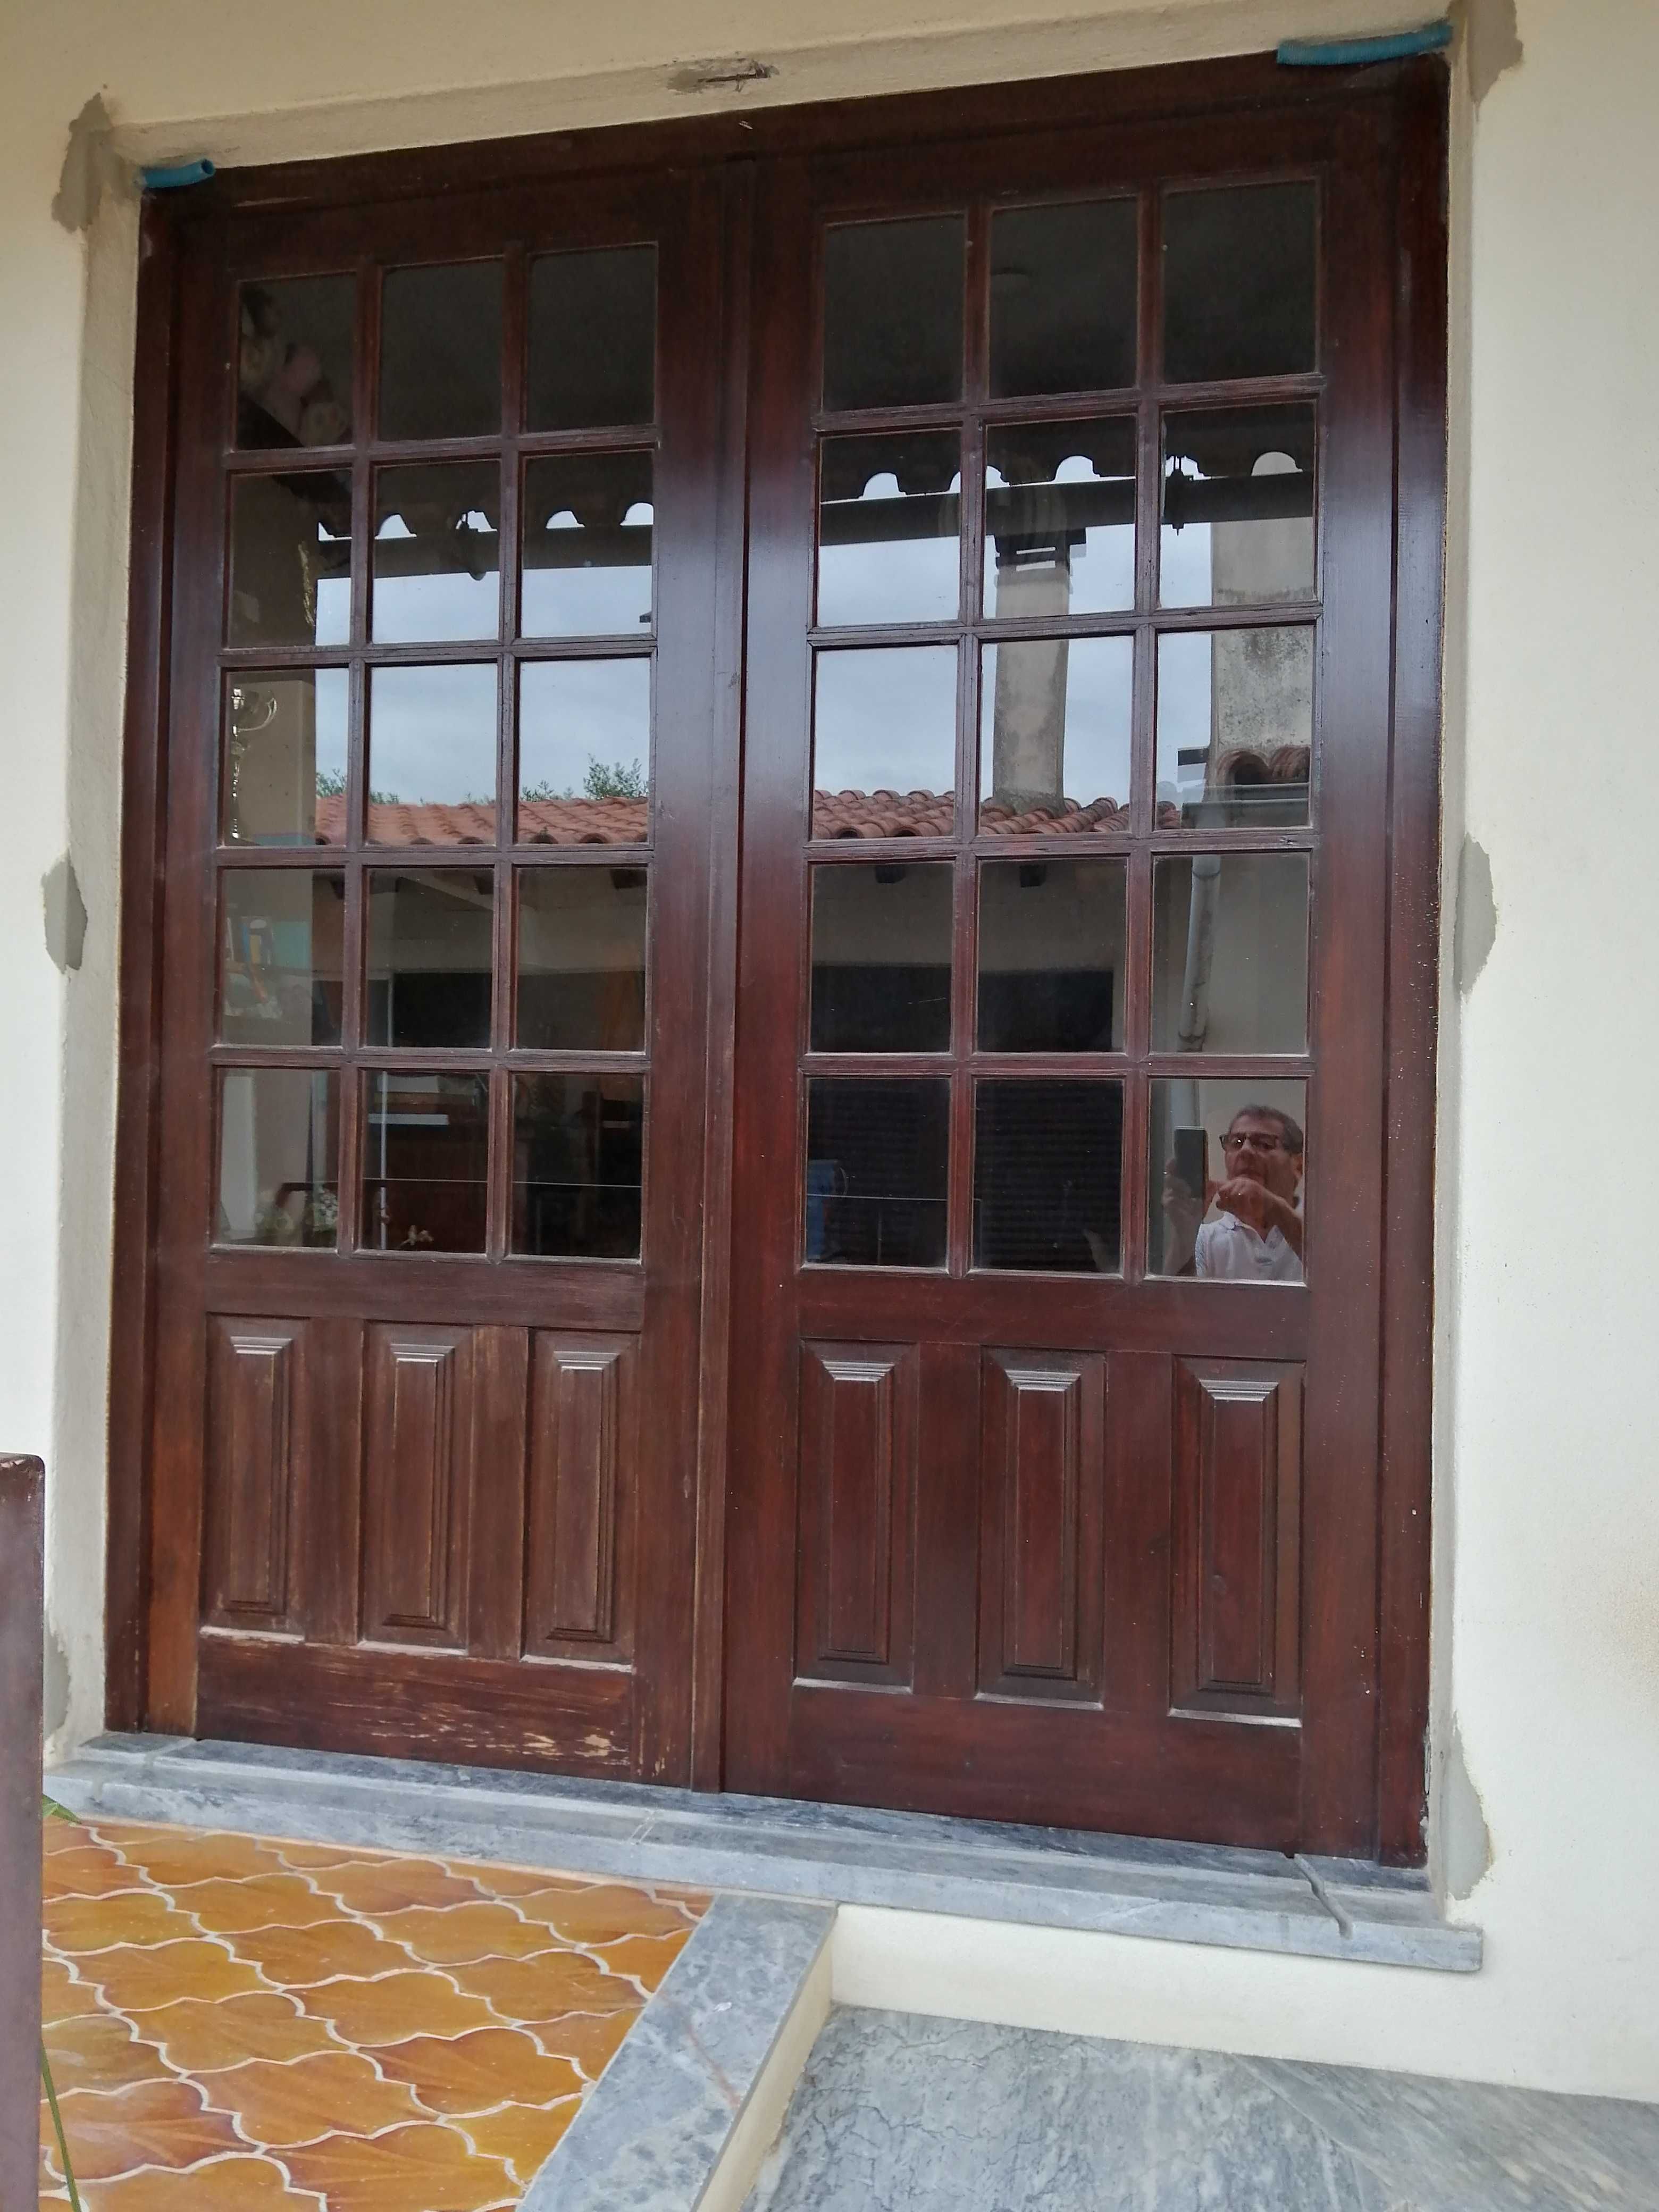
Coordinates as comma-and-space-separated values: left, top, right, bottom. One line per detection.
53, 93, 132, 232
1454, 833, 1495, 994
43, 1624, 71, 1740
43, 854, 88, 974
1443, 1718, 1494, 1900
1461, 0, 1522, 104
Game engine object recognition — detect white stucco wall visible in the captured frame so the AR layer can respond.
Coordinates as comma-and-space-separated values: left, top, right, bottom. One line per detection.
4, 0, 1656, 2100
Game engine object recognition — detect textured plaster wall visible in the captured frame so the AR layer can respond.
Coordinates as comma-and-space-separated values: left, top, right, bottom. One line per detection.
4, 0, 1657, 2099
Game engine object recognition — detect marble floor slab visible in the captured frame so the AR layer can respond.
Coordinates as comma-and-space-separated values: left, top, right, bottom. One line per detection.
745, 2010, 1659, 2212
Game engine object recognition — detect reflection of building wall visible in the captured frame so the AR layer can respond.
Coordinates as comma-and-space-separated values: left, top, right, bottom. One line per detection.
989, 549, 1069, 809
227, 678, 318, 843
1150, 856, 1306, 1057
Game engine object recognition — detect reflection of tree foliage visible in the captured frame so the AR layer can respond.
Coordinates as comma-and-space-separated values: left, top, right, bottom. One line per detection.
315, 767, 347, 797
523, 756, 647, 803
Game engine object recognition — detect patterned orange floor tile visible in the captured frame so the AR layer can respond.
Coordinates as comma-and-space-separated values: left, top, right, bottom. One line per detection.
301, 1857, 492, 1915
453, 1864, 593, 1898
94, 1827, 294, 1887
48, 1890, 206, 1956
136, 1991, 343, 2072
291, 1969, 500, 2046
492, 1881, 704, 1944
75, 1938, 265, 2015
223, 1917, 422, 1986
41, 2010, 175, 2097
203, 2049, 429, 2147
41, 1840, 148, 1901
589, 1929, 695, 1987
178, 1873, 340, 1935
80, 2154, 325, 2210
372, 2025, 586, 2115
372, 1900, 569, 1965
519, 2009, 636, 2077
48, 2075, 245, 2183
282, 2121, 515, 2211
448, 1948, 648, 2020
459, 2096, 582, 2184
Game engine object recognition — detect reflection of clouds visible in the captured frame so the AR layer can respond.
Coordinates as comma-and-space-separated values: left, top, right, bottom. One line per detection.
520, 659, 652, 793
315, 576, 350, 647
818, 478, 960, 627
373, 567, 499, 643
980, 635, 1133, 804
1155, 632, 1216, 799
368, 664, 498, 804
815, 647, 957, 797
314, 669, 350, 785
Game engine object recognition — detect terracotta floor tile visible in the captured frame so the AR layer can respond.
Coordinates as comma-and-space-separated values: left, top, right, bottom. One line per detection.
459, 2096, 582, 2183
270, 1839, 387, 1868
41, 2011, 175, 2097
50, 2075, 245, 2182
48, 1890, 206, 1956
292, 1970, 500, 2046
519, 2009, 636, 2078
41, 1841, 147, 1901
456, 1864, 594, 1898
371, 1900, 567, 1966
95, 1826, 293, 1889
178, 1874, 339, 1935
82, 2153, 325, 2210
372, 2025, 585, 2115
204, 2049, 430, 2147
77, 1938, 265, 2015
448, 1949, 646, 2021
588, 1929, 694, 1988
224, 1917, 422, 1987
41, 1955, 107, 2027
282, 2121, 515, 2211
490, 1881, 705, 1945
303, 1857, 492, 1915
137, 1991, 343, 2072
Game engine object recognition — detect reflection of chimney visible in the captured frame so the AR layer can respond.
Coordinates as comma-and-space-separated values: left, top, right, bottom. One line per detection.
1209, 455, 1309, 789
990, 522, 1073, 812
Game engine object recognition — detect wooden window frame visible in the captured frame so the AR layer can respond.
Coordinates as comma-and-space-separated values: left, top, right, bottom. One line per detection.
106, 49, 1446, 1864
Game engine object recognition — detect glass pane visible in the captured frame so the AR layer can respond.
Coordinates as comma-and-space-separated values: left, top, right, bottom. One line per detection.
517, 867, 648, 1051
810, 862, 952, 1053
818, 433, 960, 627
367, 664, 498, 845
1155, 628, 1312, 827
512, 1073, 644, 1258
984, 421, 1135, 619
228, 472, 351, 648
216, 1068, 339, 1247
1161, 406, 1316, 608
373, 463, 500, 643
237, 276, 354, 449
361, 1070, 489, 1253
812, 648, 957, 839
527, 247, 656, 430
1150, 1077, 1307, 1283
220, 870, 345, 1046
1152, 854, 1309, 1054
380, 263, 502, 440
973, 1080, 1122, 1272
518, 660, 651, 845
804, 1079, 948, 1268
979, 635, 1133, 833
989, 199, 1137, 397
823, 217, 963, 411
365, 869, 495, 1048
977, 857, 1125, 1052
1163, 183, 1317, 384
221, 671, 349, 847
522, 453, 652, 638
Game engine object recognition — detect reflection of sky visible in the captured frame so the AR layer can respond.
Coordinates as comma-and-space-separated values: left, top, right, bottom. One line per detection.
818, 472, 961, 627
984, 453, 1134, 616
981, 634, 1133, 805
523, 504, 653, 638
373, 512, 499, 643
368, 664, 498, 806
314, 668, 350, 789
315, 573, 351, 647
1155, 631, 1215, 801
814, 646, 957, 795
520, 659, 652, 795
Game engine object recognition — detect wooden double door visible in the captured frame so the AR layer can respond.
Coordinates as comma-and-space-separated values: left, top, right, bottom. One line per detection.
131, 63, 1440, 1856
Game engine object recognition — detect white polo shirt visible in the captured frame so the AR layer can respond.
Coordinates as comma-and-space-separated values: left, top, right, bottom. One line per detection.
1194, 1210, 1304, 1283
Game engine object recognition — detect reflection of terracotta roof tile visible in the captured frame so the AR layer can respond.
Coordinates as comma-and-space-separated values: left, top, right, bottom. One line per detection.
308, 794, 649, 846
812, 789, 955, 838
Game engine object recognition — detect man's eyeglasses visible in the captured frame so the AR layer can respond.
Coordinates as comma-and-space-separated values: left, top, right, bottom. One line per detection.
1220, 1130, 1293, 1155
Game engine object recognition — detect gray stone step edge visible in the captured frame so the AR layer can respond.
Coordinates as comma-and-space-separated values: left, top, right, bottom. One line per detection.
45, 1733, 1480, 1973
522, 1894, 835, 2212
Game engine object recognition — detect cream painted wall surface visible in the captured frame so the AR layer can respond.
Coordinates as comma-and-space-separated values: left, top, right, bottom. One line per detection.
5, 0, 1658, 2101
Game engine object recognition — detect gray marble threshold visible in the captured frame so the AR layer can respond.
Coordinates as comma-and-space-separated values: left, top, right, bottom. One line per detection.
47, 1732, 1479, 1972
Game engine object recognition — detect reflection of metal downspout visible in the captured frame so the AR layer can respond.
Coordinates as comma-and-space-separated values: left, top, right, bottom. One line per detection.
1173, 852, 1222, 1125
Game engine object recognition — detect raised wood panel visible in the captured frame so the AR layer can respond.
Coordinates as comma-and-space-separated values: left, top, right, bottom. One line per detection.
525, 1333, 635, 1658
1172, 1359, 1303, 1717
796, 1342, 917, 1686
978, 1351, 1105, 1703
204, 1318, 301, 1631
361, 1326, 473, 1649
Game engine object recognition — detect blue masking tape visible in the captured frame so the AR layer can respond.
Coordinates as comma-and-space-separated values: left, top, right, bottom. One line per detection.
1277, 19, 1452, 65
141, 157, 216, 191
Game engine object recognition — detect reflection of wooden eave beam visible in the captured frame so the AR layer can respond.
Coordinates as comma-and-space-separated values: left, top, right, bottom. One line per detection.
817, 474, 1311, 546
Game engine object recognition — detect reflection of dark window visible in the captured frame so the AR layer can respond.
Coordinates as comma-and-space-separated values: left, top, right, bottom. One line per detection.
974, 1082, 1122, 1272
978, 970, 1112, 1054
810, 966, 951, 1053
361, 1074, 488, 1253
805, 1079, 948, 1268
513, 1076, 644, 1259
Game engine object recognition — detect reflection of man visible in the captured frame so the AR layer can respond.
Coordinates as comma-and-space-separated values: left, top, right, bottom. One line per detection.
1195, 1105, 1304, 1282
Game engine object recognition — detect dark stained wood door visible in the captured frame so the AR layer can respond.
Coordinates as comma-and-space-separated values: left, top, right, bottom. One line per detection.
724, 100, 1405, 1854
143, 169, 730, 1783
